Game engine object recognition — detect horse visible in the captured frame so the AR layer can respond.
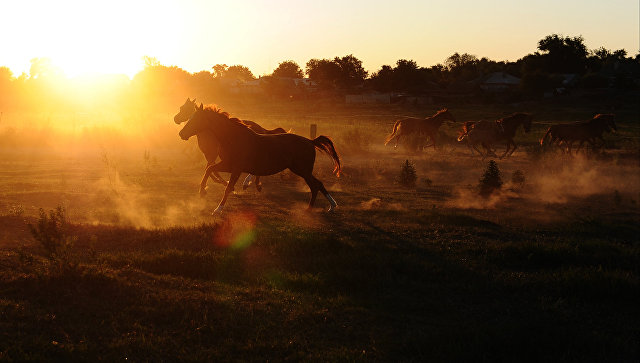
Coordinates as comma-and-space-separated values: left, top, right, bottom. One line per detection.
179, 104, 341, 213
457, 120, 503, 159
540, 114, 616, 154
174, 98, 287, 195
495, 112, 532, 157
384, 109, 456, 150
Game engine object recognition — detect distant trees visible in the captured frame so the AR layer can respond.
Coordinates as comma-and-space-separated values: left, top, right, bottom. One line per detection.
225, 65, 255, 81
537, 34, 588, 74
272, 60, 304, 78
305, 54, 367, 91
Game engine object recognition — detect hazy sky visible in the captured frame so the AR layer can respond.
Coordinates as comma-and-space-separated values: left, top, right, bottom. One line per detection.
2, 0, 638, 78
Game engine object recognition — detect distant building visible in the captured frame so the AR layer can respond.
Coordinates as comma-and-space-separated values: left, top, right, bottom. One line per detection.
480, 72, 521, 92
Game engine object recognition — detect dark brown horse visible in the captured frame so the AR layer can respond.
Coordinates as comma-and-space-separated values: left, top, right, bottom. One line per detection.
384, 109, 456, 150
174, 98, 287, 195
495, 112, 532, 157
457, 120, 502, 158
457, 113, 532, 158
179, 105, 341, 213
540, 114, 616, 154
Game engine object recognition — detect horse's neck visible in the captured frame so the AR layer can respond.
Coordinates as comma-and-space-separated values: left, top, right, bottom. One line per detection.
210, 117, 252, 144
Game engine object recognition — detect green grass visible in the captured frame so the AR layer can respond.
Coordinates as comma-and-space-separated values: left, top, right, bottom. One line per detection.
1, 208, 638, 361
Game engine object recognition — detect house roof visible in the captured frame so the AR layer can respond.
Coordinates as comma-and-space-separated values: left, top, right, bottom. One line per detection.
482, 72, 520, 85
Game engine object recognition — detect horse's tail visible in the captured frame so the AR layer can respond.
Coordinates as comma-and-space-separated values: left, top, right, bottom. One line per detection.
312, 136, 341, 177
540, 127, 553, 146
384, 121, 401, 145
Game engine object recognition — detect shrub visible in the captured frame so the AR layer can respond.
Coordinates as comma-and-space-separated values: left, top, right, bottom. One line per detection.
478, 160, 503, 197
28, 206, 78, 271
398, 160, 417, 188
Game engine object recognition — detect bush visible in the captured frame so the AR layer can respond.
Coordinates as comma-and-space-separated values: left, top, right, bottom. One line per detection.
28, 206, 78, 271
478, 160, 503, 197
398, 160, 417, 188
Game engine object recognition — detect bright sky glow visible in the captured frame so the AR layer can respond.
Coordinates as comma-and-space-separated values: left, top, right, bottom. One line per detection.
1, 0, 638, 78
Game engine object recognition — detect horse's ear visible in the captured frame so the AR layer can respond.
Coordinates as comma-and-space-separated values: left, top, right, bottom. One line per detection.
186, 97, 191, 102
193, 98, 197, 104
199, 103, 204, 110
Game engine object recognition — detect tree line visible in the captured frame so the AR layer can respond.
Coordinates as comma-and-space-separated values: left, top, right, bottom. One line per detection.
0, 34, 638, 113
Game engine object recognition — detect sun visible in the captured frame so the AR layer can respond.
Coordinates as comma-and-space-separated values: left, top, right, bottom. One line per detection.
4, 0, 183, 79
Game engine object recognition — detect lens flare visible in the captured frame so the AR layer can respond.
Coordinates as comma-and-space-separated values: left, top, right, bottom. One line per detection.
213, 211, 257, 250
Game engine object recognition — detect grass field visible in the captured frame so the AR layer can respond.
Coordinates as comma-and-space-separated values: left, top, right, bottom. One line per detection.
0, 98, 639, 361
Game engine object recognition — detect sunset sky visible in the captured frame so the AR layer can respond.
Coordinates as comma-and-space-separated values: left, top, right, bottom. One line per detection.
2, 0, 638, 78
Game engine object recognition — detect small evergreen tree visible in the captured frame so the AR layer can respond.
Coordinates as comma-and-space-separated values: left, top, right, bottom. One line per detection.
478, 160, 503, 197
398, 160, 417, 188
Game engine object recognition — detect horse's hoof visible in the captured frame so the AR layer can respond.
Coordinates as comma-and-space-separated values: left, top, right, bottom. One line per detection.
199, 189, 207, 198
256, 184, 262, 192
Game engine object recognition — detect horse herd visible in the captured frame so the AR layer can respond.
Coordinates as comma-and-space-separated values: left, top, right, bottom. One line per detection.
173, 98, 617, 212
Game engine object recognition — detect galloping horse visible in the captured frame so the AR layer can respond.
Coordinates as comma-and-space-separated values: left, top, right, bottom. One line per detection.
457, 112, 532, 158
540, 114, 616, 154
174, 98, 287, 195
179, 105, 341, 213
384, 109, 456, 150
457, 120, 503, 158
495, 112, 532, 158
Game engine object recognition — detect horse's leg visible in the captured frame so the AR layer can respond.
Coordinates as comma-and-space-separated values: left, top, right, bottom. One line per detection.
507, 141, 518, 157
501, 140, 513, 158
254, 176, 262, 192
200, 162, 227, 198
303, 174, 337, 212
471, 144, 485, 158
242, 174, 253, 190
213, 171, 241, 214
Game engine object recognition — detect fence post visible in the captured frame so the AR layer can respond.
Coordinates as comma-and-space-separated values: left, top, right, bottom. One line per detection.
310, 124, 317, 139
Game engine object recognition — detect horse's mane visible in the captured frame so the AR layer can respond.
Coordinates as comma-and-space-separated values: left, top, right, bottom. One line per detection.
433, 108, 449, 117
202, 106, 253, 131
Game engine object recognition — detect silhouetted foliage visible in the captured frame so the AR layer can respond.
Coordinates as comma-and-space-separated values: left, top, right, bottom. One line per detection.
333, 54, 368, 90
398, 160, 418, 188
272, 60, 304, 78
537, 34, 589, 74
479, 160, 502, 197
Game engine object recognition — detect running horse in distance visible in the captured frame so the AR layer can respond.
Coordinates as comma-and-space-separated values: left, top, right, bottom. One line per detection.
384, 108, 456, 150
458, 112, 532, 158
179, 104, 341, 213
540, 114, 616, 154
174, 98, 287, 196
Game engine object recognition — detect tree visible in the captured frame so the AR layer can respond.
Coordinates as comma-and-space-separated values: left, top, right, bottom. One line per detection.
212, 64, 228, 78
445, 52, 478, 71
537, 34, 588, 74
143, 56, 161, 68
225, 65, 255, 81
398, 160, 417, 188
272, 60, 304, 78
478, 160, 503, 197
333, 54, 368, 90
393, 59, 424, 92
370, 64, 394, 92
305, 58, 341, 89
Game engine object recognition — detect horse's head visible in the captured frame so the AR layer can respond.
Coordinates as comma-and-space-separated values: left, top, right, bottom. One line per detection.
439, 108, 456, 123
593, 114, 617, 133
179, 103, 206, 140
174, 98, 198, 124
